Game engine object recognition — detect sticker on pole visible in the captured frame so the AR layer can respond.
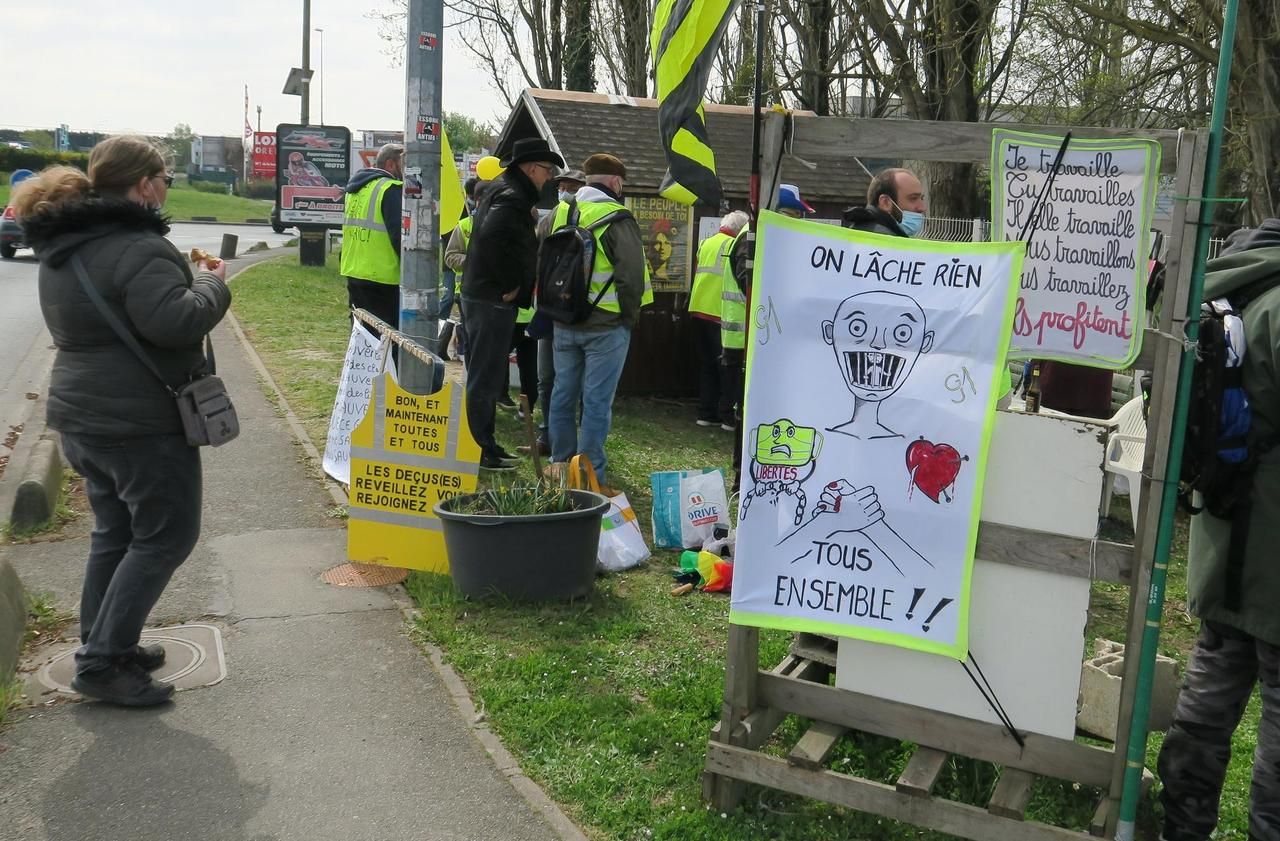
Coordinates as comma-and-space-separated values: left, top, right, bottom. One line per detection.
348, 373, 481, 573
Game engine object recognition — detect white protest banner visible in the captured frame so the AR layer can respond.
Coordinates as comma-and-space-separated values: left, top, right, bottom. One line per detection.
991, 130, 1161, 367
322, 321, 391, 484
729, 212, 1023, 659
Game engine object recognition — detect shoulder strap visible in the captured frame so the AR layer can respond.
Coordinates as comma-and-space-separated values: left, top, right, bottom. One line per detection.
71, 254, 188, 396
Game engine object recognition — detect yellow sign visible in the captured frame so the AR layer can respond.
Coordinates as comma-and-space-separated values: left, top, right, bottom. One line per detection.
347, 373, 481, 573
627, 195, 694, 293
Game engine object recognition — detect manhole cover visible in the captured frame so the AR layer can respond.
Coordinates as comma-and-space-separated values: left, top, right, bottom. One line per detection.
30, 623, 227, 697
320, 562, 409, 588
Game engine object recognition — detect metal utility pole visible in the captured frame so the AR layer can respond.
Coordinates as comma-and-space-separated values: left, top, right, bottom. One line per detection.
398, 0, 444, 392
256, 105, 262, 132
300, 0, 312, 124
315, 27, 325, 124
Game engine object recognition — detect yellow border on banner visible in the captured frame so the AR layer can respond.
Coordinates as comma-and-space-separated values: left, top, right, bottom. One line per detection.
990, 129, 1163, 370
731, 210, 1024, 661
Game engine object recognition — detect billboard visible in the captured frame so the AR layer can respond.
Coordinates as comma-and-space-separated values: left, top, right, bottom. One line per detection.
275, 123, 351, 226
251, 132, 277, 180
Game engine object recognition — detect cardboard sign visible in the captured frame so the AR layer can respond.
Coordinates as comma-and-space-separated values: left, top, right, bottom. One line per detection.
323, 322, 391, 485
347, 374, 481, 573
729, 212, 1023, 659
991, 130, 1161, 368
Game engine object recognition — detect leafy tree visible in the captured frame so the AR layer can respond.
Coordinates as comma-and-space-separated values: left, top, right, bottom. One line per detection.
443, 112, 494, 152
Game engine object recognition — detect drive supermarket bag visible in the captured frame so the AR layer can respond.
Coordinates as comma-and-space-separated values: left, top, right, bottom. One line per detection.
650, 468, 730, 549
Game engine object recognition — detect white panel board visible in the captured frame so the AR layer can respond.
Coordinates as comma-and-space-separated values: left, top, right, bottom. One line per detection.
836, 561, 1090, 739
835, 408, 1107, 739
982, 409, 1109, 539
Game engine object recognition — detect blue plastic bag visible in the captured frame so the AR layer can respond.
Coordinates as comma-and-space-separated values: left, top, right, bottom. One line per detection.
650, 468, 724, 549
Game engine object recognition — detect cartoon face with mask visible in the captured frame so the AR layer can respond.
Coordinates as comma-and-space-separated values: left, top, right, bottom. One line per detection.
741, 418, 823, 525
823, 291, 933, 440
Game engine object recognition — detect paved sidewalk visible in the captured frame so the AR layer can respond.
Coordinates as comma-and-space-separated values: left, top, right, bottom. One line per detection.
0, 254, 567, 841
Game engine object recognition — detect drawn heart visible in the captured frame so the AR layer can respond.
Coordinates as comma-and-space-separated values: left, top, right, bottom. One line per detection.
905, 439, 964, 503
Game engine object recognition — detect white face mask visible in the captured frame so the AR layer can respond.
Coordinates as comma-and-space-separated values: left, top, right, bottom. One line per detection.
557, 190, 575, 203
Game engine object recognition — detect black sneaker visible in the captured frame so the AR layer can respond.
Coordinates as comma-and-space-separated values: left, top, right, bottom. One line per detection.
71, 662, 175, 707
497, 393, 516, 408
479, 451, 517, 471
129, 643, 166, 672
492, 445, 522, 464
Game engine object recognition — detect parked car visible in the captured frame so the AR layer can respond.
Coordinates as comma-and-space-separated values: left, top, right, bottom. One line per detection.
0, 202, 24, 259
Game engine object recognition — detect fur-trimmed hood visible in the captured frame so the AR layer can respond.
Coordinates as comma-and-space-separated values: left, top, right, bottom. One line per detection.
21, 197, 170, 267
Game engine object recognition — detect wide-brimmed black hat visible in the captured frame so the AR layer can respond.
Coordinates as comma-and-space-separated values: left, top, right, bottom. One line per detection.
500, 137, 565, 169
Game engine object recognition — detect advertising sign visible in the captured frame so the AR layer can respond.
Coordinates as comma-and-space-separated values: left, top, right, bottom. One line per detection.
251, 132, 277, 180
991, 130, 1160, 368
347, 373, 481, 573
627, 195, 694, 293
729, 212, 1023, 659
275, 123, 351, 225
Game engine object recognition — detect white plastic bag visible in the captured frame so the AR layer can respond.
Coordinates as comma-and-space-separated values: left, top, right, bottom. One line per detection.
679, 470, 731, 549
598, 491, 650, 572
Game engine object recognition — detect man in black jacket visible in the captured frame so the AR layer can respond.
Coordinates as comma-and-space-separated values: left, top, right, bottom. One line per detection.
843, 167, 927, 237
461, 137, 563, 470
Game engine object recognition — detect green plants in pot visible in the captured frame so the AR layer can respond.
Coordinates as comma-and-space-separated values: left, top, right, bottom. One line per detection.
434, 482, 609, 601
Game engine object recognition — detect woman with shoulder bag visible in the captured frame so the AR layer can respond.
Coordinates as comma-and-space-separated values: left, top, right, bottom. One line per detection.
13, 136, 231, 707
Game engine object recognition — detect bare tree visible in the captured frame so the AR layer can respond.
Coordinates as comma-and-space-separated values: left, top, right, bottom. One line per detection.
592, 0, 650, 96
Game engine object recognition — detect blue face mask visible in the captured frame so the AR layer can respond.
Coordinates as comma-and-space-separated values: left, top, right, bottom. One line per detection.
898, 209, 925, 237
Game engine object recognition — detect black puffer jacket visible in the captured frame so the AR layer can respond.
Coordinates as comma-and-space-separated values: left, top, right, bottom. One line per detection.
842, 205, 907, 237
461, 167, 541, 304
24, 198, 231, 438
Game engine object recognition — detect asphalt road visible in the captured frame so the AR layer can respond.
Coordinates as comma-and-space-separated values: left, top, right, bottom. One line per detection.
0, 223, 293, 452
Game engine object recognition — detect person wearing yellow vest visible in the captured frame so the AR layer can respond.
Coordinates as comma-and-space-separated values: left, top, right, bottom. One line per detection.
692, 210, 748, 428
340, 143, 404, 329
461, 137, 562, 471
547, 154, 653, 485
436, 176, 479, 360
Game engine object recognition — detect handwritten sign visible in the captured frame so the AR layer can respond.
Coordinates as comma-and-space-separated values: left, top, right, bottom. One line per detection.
991, 130, 1160, 367
729, 212, 1023, 659
347, 374, 481, 573
323, 322, 391, 485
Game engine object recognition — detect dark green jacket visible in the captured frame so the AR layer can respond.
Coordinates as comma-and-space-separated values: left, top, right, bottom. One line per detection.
1188, 219, 1280, 644
25, 198, 231, 438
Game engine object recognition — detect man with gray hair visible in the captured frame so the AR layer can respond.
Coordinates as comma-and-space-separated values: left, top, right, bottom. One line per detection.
340, 142, 405, 328
690, 209, 748, 427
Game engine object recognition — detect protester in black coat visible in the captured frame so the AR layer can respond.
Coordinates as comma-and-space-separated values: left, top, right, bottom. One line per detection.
460, 137, 563, 470
14, 136, 230, 707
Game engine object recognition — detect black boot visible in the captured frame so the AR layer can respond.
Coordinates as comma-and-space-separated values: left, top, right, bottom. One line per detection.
436, 320, 456, 360
72, 661, 175, 707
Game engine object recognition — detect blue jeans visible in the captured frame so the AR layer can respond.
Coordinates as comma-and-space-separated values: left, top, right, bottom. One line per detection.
550, 324, 631, 482
438, 270, 457, 319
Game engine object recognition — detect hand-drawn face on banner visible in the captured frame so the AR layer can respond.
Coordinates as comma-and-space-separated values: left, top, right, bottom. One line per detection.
729, 212, 1023, 660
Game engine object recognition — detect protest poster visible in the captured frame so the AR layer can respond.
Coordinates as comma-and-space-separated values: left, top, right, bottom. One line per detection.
275, 123, 351, 225
627, 195, 693, 293
348, 374, 481, 573
322, 321, 392, 485
991, 130, 1161, 368
729, 212, 1023, 659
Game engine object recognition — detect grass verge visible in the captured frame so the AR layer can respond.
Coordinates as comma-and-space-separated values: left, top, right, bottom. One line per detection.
0, 180, 272, 222
1, 592, 75, 733
230, 256, 1253, 840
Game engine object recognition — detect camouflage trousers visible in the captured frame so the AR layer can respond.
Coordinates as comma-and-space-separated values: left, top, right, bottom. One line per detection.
1157, 620, 1280, 841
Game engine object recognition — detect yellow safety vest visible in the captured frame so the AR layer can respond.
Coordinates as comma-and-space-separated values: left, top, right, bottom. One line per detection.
452, 215, 472, 295
721, 227, 749, 349
691, 231, 733, 320
552, 200, 655, 314
340, 177, 402, 285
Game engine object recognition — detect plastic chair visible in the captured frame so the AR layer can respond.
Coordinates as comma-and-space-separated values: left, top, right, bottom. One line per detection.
1102, 396, 1147, 518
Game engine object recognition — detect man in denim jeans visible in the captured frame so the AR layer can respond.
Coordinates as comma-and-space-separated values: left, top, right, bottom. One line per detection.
548, 154, 653, 484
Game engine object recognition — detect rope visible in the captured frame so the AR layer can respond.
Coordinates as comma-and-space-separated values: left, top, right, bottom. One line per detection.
351, 307, 437, 368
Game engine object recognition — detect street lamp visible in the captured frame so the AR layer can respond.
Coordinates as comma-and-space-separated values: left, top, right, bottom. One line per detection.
314, 27, 325, 125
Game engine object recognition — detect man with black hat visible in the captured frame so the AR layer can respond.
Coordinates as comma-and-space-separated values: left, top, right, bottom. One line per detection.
547, 153, 653, 485
461, 137, 563, 471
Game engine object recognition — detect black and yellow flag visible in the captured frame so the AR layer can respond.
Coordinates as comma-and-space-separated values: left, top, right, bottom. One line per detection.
650, 0, 740, 206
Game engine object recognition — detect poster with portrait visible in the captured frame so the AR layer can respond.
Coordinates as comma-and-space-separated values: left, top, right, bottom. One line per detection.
729, 212, 1023, 659
991, 130, 1161, 368
627, 195, 694, 293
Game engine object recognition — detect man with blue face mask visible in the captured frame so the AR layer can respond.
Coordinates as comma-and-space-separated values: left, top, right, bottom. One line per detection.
842, 168, 927, 238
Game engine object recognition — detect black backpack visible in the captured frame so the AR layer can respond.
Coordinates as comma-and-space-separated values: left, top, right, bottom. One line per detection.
536, 200, 629, 324
1142, 284, 1276, 608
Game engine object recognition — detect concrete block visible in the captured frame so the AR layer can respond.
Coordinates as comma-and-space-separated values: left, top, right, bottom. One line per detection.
1077, 637, 1180, 741
9, 437, 61, 534
0, 558, 26, 679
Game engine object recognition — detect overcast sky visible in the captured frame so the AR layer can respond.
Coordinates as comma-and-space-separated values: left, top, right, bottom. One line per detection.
0, 1, 510, 139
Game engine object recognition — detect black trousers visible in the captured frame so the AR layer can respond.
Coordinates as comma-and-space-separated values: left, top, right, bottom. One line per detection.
346, 277, 399, 330
510, 324, 538, 411
462, 297, 517, 453
537, 336, 555, 441
720, 347, 745, 425
693, 318, 723, 422
60, 432, 203, 676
